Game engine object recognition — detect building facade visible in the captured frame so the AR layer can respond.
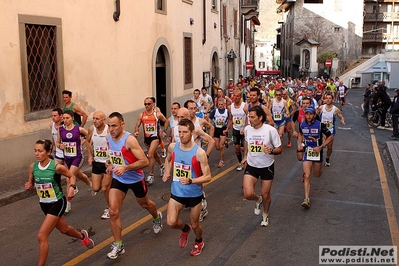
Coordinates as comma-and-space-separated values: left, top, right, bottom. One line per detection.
0, 0, 260, 176
276, 0, 363, 78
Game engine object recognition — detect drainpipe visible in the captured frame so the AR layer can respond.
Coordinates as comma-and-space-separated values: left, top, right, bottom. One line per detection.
349, 77, 354, 89
113, 0, 120, 21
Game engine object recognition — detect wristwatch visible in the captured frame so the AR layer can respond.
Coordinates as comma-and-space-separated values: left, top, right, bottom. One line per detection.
188, 178, 192, 185
270, 148, 274, 155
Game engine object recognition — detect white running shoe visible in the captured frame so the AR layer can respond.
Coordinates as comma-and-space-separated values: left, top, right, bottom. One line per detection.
254, 196, 262, 215
152, 211, 163, 234
236, 164, 243, 171
74, 186, 79, 195
199, 208, 208, 222
146, 174, 154, 185
261, 213, 269, 227
107, 242, 125, 259
161, 149, 167, 158
160, 164, 165, 177
101, 207, 110, 219
65, 202, 71, 213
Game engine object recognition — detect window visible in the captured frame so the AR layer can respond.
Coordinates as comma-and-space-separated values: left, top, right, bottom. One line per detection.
334, 26, 340, 32
155, 0, 167, 14
222, 5, 227, 37
184, 34, 193, 88
259, 62, 265, 69
19, 15, 64, 121
260, 53, 264, 58
211, 0, 217, 11
234, 9, 238, 38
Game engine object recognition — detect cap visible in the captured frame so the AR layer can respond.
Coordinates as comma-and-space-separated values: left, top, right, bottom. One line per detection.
305, 107, 316, 114
301, 84, 306, 88
229, 78, 233, 81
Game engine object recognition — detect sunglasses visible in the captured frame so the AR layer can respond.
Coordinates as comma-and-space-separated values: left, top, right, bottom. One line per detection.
276, 94, 282, 96
144, 103, 152, 106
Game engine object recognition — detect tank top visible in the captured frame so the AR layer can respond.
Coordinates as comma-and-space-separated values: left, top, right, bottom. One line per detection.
52, 122, 64, 159
213, 108, 229, 129
231, 102, 246, 131
171, 143, 202, 197
107, 132, 144, 184
59, 125, 82, 158
92, 125, 109, 163
33, 160, 63, 203
169, 116, 178, 129
300, 120, 322, 161
244, 124, 279, 168
63, 102, 82, 126
141, 111, 158, 138
320, 105, 337, 135
272, 98, 285, 122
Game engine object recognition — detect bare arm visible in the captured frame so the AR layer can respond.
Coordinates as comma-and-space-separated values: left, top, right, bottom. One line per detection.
134, 113, 143, 137
56, 164, 76, 201
86, 125, 94, 165
200, 118, 215, 137
162, 143, 175, 182
24, 163, 35, 190
195, 127, 215, 157
336, 109, 345, 125
73, 104, 88, 127
262, 105, 274, 127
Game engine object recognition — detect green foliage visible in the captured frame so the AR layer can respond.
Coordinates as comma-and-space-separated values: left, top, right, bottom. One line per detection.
294, 54, 300, 64
317, 52, 336, 63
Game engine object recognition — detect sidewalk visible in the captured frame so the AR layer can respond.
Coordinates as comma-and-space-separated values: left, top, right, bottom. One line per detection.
386, 141, 399, 186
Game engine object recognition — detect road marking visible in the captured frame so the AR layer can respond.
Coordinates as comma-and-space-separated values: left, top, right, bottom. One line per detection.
63, 164, 238, 266
276, 193, 386, 208
370, 132, 399, 249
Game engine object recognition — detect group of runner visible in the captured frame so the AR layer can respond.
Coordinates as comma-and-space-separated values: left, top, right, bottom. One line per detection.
26, 75, 347, 263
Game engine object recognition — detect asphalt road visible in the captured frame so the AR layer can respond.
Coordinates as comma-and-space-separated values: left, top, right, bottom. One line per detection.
0, 88, 398, 266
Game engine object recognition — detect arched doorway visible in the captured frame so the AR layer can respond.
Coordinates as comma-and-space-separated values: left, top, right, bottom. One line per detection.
211, 52, 219, 99
155, 46, 167, 117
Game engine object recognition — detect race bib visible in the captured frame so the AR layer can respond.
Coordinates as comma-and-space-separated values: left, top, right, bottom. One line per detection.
340, 90, 345, 97
144, 123, 156, 135
273, 111, 282, 121
233, 116, 243, 125
64, 142, 77, 156
306, 147, 320, 161
109, 150, 125, 166
173, 162, 192, 182
215, 118, 225, 128
35, 183, 57, 203
94, 146, 108, 158
324, 121, 333, 133
249, 141, 265, 156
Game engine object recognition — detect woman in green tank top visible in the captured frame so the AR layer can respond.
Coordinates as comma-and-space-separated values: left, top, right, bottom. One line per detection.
24, 139, 94, 265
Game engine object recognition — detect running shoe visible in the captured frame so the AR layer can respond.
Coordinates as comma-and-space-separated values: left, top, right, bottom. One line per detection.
218, 160, 225, 168
107, 242, 125, 259
90, 186, 97, 196
160, 164, 165, 177
302, 198, 310, 209
301, 173, 305, 182
261, 213, 269, 227
81, 230, 94, 249
224, 140, 229, 149
254, 196, 262, 215
190, 241, 205, 256
161, 148, 167, 158
236, 163, 243, 171
74, 185, 79, 195
146, 174, 154, 185
101, 207, 110, 219
179, 225, 191, 248
65, 202, 71, 213
287, 141, 292, 147
152, 211, 163, 234
199, 208, 209, 222
325, 158, 330, 167
377, 126, 386, 130
389, 135, 399, 140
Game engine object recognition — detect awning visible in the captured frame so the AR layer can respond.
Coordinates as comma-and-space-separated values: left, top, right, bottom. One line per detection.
256, 70, 281, 76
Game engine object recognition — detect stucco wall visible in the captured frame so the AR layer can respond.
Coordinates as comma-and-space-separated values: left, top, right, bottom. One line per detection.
0, 0, 224, 176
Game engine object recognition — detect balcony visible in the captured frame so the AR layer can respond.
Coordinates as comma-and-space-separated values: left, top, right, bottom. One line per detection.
383, 12, 399, 22
363, 32, 384, 43
241, 0, 259, 21
364, 13, 384, 22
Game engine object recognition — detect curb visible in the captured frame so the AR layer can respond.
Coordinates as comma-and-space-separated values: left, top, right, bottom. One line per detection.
385, 142, 399, 189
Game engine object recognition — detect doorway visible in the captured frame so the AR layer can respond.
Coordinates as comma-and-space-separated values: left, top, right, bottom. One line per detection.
155, 46, 167, 117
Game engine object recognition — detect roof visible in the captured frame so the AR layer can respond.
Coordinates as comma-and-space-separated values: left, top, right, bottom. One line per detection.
295, 38, 320, 46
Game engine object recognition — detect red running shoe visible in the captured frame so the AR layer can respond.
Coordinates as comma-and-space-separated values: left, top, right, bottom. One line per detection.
179, 225, 191, 248
190, 241, 205, 256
